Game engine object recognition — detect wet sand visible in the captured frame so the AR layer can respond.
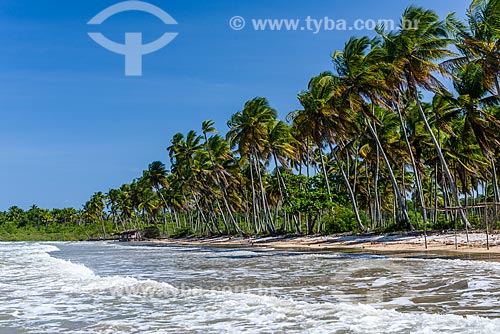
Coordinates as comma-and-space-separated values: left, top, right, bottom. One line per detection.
144, 231, 500, 258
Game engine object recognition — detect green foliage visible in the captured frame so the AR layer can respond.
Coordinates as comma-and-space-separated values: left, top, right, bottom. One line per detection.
0, 222, 98, 242
170, 226, 191, 239
323, 206, 366, 234
283, 174, 340, 215
0, 205, 111, 241
142, 225, 161, 239
432, 216, 456, 231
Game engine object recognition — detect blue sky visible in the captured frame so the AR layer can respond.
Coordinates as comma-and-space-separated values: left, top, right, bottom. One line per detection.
0, 0, 470, 210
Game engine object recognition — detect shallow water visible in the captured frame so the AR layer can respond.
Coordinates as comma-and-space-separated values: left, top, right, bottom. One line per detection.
1, 242, 500, 333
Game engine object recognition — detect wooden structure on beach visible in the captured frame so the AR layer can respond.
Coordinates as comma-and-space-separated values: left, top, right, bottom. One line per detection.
113, 229, 141, 242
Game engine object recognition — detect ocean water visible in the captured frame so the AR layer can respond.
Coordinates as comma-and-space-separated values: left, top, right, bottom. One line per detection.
1, 242, 500, 333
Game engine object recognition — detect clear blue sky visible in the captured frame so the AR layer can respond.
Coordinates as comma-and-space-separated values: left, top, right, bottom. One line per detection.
0, 0, 470, 210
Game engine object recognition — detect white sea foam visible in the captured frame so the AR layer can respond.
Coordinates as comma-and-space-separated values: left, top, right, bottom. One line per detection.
170, 290, 500, 334
293, 253, 344, 259
0, 242, 60, 255
371, 277, 398, 287
208, 250, 261, 257
2, 242, 500, 333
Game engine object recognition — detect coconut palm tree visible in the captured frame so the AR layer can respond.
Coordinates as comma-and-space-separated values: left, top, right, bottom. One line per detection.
452, 62, 500, 219
84, 192, 106, 237
227, 97, 278, 234
202, 120, 242, 234
446, 0, 500, 98
291, 72, 366, 230
332, 36, 414, 230
266, 120, 296, 195
452, 62, 500, 156
384, 6, 471, 228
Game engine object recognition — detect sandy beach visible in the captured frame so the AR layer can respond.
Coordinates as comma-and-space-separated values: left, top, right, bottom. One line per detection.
146, 231, 500, 256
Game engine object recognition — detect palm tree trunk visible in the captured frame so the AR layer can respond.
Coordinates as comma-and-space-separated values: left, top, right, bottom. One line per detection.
100, 219, 107, 239
254, 156, 276, 234
353, 146, 360, 194
374, 150, 381, 227
213, 196, 230, 235
483, 181, 490, 250
494, 77, 500, 99
365, 162, 375, 228
204, 135, 242, 235
362, 110, 414, 230
434, 164, 439, 226
491, 159, 499, 222
414, 96, 471, 229
273, 154, 301, 233
190, 190, 209, 229
395, 103, 428, 247
306, 138, 311, 178
329, 143, 365, 231
248, 155, 260, 233
317, 144, 333, 200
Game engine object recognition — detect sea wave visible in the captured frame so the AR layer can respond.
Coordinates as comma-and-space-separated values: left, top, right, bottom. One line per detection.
0, 242, 60, 254
3, 242, 500, 333
168, 288, 500, 334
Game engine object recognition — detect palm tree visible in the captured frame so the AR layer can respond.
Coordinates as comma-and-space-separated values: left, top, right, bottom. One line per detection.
266, 120, 296, 194
451, 62, 500, 220
333, 36, 413, 230
446, 0, 500, 223
292, 73, 366, 231
202, 120, 242, 234
292, 73, 342, 199
144, 162, 169, 199
446, 0, 500, 98
142, 161, 170, 233
227, 97, 278, 234
168, 130, 214, 234
384, 6, 471, 228
106, 188, 123, 231
136, 177, 162, 229
379, 36, 432, 242
84, 192, 106, 238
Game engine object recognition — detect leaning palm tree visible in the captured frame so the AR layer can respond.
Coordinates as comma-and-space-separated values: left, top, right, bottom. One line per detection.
446, 0, 500, 98
142, 161, 170, 231
446, 0, 500, 221
292, 73, 338, 199
291, 73, 366, 231
379, 37, 432, 242
452, 62, 500, 157
136, 177, 162, 229
266, 120, 297, 195
333, 36, 413, 230
452, 62, 500, 214
384, 6, 471, 228
227, 97, 278, 234
106, 188, 124, 231
84, 192, 106, 238
202, 120, 242, 234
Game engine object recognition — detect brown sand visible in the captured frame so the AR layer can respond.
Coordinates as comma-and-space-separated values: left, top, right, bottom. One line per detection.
143, 232, 500, 257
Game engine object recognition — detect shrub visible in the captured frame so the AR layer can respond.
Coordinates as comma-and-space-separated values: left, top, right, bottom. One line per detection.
142, 225, 161, 239
170, 226, 191, 239
323, 206, 365, 234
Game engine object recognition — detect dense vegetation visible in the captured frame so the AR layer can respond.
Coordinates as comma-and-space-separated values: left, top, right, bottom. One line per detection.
0, 206, 108, 241
2, 1, 500, 242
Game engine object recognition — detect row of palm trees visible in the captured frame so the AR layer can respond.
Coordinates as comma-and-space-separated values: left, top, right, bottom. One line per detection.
82, 1, 500, 239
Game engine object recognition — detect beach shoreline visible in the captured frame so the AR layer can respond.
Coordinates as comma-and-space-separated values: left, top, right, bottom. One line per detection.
139, 231, 500, 258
